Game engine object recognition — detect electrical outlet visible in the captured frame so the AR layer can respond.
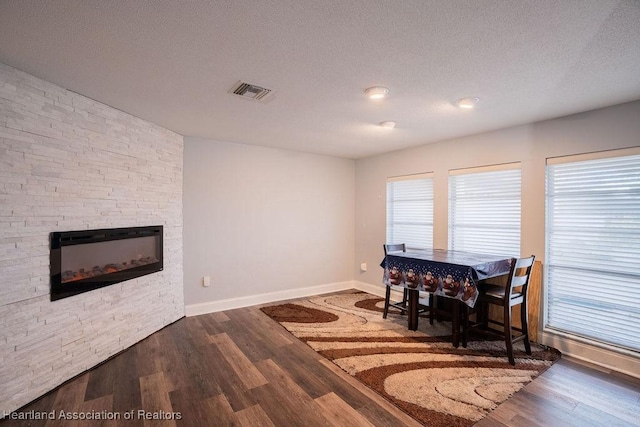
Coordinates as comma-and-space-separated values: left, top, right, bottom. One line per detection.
203, 276, 211, 287
360, 262, 367, 272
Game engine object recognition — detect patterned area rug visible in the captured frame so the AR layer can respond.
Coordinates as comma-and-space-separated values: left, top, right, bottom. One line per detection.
260, 291, 560, 427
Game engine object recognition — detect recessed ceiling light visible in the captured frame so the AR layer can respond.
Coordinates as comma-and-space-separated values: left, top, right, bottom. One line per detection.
365, 86, 389, 100
379, 121, 396, 129
456, 97, 479, 109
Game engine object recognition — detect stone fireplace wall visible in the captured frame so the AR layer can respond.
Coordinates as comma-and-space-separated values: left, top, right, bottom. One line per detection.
0, 63, 184, 413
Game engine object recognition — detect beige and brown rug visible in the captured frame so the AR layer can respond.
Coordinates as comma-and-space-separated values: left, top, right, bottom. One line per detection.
260, 291, 560, 427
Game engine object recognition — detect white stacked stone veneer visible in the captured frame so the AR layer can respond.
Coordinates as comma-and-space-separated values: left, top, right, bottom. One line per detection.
0, 63, 184, 413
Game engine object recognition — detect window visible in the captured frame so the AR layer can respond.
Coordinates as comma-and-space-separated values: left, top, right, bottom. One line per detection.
545, 150, 640, 352
449, 164, 521, 257
386, 173, 433, 250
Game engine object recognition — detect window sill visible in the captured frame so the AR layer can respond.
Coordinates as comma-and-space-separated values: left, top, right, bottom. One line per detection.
539, 328, 640, 379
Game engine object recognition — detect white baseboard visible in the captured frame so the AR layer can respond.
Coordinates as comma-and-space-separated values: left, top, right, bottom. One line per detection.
352, 280, 405, 300
352, 280, 386, 297
353, 280, 432, 304
539, 330, 640, 379
185, 281, 355, 317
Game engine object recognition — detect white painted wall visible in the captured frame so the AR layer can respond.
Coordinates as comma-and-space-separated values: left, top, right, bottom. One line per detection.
0, 63, 184, 413
354, 100, 640, 374
183, 137, 355, 311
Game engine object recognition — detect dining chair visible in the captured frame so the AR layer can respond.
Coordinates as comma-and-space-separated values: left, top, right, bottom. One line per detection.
382, 244, 433, 324
383, 244, 409, 318
463, 255, 535, 365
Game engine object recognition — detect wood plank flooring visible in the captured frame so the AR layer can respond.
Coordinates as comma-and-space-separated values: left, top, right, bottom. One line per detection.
3, 294, 640, 427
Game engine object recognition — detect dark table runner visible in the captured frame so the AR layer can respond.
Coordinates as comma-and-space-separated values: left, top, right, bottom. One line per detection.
381, 249, 513, 308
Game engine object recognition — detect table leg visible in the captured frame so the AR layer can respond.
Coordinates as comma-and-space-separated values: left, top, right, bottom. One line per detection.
452, 300, 460, 347
408, 289, 418, 331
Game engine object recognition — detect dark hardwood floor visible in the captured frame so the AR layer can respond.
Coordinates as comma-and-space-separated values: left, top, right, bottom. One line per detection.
3, 293, 640, 427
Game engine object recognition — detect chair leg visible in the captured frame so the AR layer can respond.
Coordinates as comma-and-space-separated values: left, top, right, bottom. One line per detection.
481, 301, 489, 330
521, 299, 532, 355
383, 286, 391, 319
398, 288, 408, 315
504, 304, 515, 365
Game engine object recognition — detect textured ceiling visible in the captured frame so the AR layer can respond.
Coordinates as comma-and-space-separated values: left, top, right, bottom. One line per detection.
1, 0, 639, 159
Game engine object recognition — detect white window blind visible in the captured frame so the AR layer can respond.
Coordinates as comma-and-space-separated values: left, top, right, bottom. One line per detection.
449, 164, 521, 257
545, 152, 640, 352
386, 174, 433, 250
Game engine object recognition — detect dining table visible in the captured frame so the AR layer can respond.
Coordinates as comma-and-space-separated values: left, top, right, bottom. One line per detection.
380, 248, 513, 347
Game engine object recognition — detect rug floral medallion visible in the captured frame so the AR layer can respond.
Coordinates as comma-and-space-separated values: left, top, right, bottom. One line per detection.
260, 291, 560, 427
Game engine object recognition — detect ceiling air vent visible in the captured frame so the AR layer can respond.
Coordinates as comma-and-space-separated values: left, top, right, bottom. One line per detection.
228, 81, 274, 102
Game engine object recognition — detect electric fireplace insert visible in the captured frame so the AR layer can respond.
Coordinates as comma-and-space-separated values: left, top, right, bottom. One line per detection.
50, 225, 163, 301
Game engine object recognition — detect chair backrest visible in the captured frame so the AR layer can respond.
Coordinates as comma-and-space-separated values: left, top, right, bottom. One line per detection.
505, 255, 536, 299
384, 243, 406, 255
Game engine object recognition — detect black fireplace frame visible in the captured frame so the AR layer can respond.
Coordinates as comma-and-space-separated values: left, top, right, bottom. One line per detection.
50, 225, 163, 301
